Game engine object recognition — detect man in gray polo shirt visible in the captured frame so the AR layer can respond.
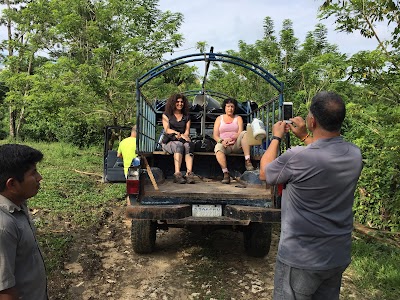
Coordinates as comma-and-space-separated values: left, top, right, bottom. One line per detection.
260, 91, 363, 300
0, 144, 48, 300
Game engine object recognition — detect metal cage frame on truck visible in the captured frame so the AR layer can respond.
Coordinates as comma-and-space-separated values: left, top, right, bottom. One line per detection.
135, 48, 287, 156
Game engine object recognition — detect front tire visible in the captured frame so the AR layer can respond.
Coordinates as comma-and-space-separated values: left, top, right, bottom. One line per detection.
243, 222, 272, 258
131, 219, 157, 254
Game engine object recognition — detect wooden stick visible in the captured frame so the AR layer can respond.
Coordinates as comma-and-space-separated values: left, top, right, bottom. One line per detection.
353, 222, 400, 248
74, 169, 103, 178
142, 156, 159, 190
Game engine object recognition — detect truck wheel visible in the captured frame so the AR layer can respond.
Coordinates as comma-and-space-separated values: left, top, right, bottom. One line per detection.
131, 220, 157, 254
243, 222, 272, 258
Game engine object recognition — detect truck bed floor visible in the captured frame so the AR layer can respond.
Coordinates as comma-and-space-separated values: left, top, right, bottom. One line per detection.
144, 178, 272, 200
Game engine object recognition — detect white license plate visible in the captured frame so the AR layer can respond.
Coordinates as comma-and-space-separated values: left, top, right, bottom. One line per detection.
192, 204, 222, 217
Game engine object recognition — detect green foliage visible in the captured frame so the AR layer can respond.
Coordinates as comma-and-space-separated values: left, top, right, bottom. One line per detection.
348, 235, 400, 300
0, 140, 126, 278
0, 1, 398, 231
319, 0, 400, 50
39, 233, 73, 273
318, 2, 400, 230
0, 0, 185, 142
22, 141, 126, 227
346, 100, 400, 231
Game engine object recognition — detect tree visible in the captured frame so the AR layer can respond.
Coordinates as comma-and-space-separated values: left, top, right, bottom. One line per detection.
0, 0, 54, 139
279, 19, 298, 72
319, 0, 400, 230
0, 0, 185, 142
319, 0, 400, 53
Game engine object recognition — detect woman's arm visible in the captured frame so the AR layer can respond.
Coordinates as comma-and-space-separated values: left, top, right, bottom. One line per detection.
162, 114, 179, 136
229, 115, 243, 140
236, 115, 244, 135
213, 116, 222, 142
182, 119, 191, 141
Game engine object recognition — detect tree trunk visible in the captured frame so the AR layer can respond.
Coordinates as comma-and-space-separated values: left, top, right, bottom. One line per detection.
15, 106, 24, 138
6, 0, 13, 57
9, 106, 16, 139
6, 0, 15, 139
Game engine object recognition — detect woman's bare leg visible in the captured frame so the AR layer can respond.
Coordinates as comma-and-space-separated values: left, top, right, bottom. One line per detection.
241, 132, 251, 157
185, 153, 193, 173
174, 153, 183, 174
216, 151, 227, 170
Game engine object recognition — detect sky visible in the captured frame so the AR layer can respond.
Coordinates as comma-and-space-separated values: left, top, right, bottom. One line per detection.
158, 0, 391, 59
0, 0, 392, 64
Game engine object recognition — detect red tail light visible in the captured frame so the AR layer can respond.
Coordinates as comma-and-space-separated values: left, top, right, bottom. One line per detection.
127, 179, 139, 194
126, 165, 140, 195
277, 183, 284, 196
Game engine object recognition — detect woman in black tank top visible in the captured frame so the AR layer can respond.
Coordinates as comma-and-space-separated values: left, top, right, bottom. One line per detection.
162, 93, 195, 184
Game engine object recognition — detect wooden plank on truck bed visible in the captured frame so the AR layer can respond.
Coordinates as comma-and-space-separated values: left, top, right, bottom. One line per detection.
143, 179, 272, 200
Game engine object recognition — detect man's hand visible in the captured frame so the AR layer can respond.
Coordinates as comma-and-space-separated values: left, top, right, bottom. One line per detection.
272, 121, 287, 138
289, 116, 308, 140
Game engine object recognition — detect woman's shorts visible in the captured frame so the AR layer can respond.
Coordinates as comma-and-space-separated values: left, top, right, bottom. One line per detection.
214, 131, 246, 154
162, 140, 191, 155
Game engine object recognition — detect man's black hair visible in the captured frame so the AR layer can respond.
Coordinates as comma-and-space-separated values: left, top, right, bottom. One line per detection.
222, 98, 238, 114
310, 91, 346, 132
0, 144, 43, 192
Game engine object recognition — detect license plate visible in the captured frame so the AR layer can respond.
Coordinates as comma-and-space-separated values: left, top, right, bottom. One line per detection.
192, 204, 222, 217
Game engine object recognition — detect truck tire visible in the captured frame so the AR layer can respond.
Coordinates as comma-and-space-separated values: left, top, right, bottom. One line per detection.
243, 222, 272, 258
131, 220, 156, 254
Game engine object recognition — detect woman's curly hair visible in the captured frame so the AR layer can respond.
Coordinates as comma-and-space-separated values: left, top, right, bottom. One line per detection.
164, 93, 190, 116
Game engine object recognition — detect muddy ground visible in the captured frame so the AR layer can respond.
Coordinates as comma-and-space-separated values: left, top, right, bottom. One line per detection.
46, 199, 363, 300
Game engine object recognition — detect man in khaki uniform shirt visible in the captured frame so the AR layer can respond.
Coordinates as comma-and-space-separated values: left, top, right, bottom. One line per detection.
0, 144, 48, 300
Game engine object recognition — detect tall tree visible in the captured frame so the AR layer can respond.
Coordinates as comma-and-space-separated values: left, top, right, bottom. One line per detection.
279, 19, 298, 72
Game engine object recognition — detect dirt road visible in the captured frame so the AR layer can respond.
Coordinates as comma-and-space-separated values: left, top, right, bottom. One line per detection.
48, 200, 360, 300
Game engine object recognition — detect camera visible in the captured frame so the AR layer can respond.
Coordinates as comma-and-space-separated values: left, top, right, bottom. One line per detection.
283, 102, 293, 124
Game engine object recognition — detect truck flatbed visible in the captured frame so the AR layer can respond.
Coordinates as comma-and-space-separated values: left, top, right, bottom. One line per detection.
144, 178, 272, 201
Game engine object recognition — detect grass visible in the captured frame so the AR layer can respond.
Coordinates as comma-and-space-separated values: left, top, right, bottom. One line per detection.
0, 140, 399, 299
345, 234, 400, 300
0, 140, 125, 276
28, 141, 126, 228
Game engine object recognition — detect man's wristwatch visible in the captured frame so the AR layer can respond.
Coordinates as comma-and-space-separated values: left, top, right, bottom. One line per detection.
271, 136, 282, 143
218, 138, 224, 143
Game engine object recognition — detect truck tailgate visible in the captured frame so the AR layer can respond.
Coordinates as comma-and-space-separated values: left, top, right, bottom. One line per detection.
139, 178, 273, 205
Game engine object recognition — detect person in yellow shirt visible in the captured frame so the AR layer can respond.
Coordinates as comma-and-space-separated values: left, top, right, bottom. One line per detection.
117, 126, 137, 177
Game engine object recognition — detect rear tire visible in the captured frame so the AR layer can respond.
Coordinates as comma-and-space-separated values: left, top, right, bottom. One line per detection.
131, 220, 157, 254
243, 222, 272, 258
